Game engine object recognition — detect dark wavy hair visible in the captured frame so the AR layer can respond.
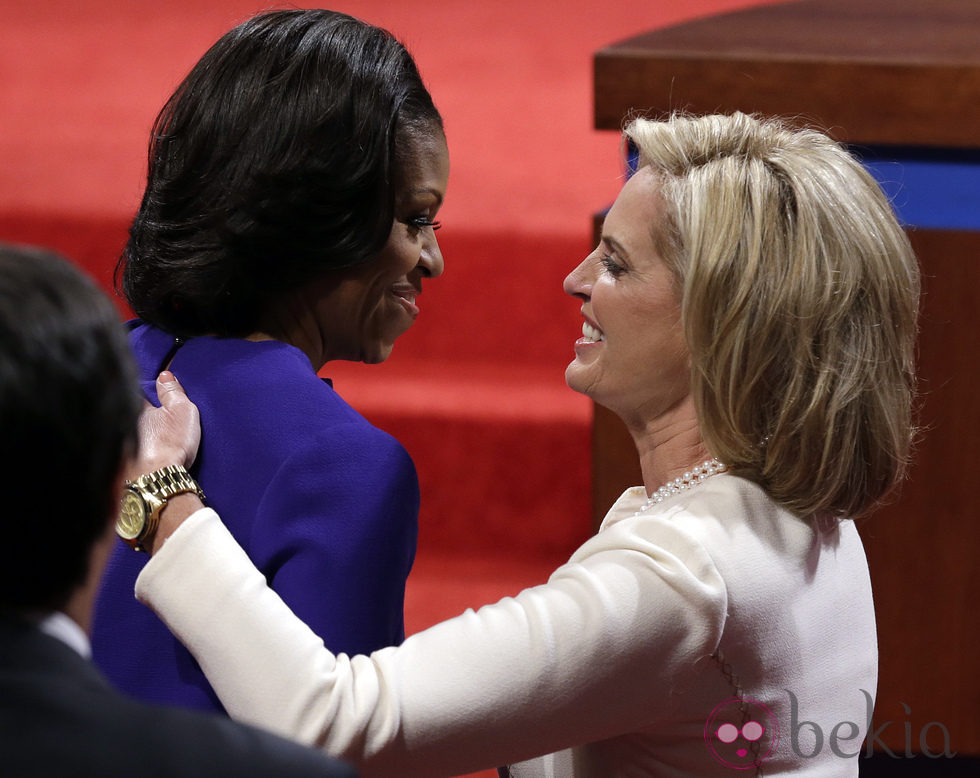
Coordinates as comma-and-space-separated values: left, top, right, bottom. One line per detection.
119, 9, 442, 336
0, 244, 141, 613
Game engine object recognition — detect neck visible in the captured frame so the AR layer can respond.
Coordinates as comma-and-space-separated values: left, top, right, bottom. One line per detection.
250, 290, 325, 371
623, 395, 713, 497
62, 592, 92, 634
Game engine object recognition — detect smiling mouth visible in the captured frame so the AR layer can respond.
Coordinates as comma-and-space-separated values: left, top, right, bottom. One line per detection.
391, 286, 420, 316
581, 320, 604, 343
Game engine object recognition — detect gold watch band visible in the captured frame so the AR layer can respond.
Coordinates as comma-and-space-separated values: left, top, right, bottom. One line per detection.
120, 464, 205, 552
132, 464, 204, 509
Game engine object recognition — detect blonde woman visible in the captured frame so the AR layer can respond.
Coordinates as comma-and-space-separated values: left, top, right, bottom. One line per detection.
125, 113, 918, 776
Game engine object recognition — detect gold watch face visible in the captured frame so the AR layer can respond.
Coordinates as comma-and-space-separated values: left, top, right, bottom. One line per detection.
116, 489, 147, 541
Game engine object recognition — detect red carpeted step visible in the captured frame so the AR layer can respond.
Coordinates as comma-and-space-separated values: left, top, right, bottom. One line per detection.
378, 230, 592, 369
0, 212, 130, 313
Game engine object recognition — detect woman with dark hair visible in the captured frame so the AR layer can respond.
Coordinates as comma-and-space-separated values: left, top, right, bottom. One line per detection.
126, 113, 917, 776
91, 8, 449, 713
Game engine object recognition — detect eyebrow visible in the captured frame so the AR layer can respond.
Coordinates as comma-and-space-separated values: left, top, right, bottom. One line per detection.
601, 234, 630, 260
401, 187, 444, 205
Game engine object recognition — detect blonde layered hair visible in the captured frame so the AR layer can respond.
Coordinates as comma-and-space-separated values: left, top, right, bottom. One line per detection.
626, 113, 920, 519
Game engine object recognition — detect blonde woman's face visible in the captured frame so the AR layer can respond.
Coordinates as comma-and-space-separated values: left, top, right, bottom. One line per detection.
563, 167, 690, 426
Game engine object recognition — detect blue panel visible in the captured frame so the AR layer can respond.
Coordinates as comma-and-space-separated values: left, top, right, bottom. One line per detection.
852, 146, 980, 231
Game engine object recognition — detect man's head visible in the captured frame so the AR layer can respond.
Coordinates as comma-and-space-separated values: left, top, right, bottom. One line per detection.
0, 244, 140, 613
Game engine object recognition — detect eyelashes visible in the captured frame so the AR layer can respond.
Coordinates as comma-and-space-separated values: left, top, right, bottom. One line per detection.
409, 217, 442, 231
600, 253, 625, 277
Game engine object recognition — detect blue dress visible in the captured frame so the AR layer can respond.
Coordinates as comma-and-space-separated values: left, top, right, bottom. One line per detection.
91, 322, 419, 712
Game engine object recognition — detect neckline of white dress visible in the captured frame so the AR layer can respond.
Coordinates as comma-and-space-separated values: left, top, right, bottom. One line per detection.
636, 458, 727, 514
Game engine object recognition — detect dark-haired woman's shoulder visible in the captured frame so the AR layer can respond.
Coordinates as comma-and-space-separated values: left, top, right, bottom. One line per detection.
126, 325, 420, 656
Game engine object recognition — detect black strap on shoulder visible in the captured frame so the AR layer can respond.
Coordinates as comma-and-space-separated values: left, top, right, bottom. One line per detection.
157, 336, 186, 374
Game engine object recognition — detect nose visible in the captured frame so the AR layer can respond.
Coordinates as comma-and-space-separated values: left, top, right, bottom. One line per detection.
563, 252, 594, 300
418, 230, 444, 278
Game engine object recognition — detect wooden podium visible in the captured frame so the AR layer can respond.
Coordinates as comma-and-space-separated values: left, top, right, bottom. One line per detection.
592, 0, 980, 760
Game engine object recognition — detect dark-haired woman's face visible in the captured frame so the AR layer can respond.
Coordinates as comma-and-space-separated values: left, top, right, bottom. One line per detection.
301, 131, 449, 366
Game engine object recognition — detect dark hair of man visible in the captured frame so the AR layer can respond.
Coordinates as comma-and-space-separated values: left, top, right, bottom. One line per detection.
0, 245, 141, 613
119, 9, 443, 337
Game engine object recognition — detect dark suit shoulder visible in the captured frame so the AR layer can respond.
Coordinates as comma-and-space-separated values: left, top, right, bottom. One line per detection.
0, 620, 356, 777
117, 702, 358, 778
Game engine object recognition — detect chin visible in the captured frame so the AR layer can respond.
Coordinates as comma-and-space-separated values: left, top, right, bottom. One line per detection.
565, 365, 627, 421
362, 343, 395, 365
564, 362, 593, 399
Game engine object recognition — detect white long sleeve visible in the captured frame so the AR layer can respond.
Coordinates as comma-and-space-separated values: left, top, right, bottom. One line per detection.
136, 476, 876, 777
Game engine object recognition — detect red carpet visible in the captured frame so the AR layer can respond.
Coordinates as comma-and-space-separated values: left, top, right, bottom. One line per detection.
1, 2, 776, 775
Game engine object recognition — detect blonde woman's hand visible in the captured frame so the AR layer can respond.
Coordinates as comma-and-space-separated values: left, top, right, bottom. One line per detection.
128, 372, 206, 555
132, 371, 202, 476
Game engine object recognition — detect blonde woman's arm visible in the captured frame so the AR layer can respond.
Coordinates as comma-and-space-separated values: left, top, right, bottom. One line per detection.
136, 501, 726, 777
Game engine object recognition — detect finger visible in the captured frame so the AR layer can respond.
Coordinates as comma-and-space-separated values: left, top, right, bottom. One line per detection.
156, 371, 189, 407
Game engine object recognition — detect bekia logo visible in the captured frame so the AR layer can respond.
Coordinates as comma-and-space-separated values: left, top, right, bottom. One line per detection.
704, 691, 956, 768
704, 697, 779, 770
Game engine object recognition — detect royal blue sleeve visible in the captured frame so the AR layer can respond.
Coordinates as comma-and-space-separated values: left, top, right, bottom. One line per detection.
246, 423, 420, 655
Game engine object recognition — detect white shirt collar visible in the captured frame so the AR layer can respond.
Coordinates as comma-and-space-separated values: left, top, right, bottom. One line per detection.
37, 611, 91, 659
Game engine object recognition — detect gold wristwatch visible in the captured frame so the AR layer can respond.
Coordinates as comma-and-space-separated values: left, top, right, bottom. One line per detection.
116, 464, 205, 552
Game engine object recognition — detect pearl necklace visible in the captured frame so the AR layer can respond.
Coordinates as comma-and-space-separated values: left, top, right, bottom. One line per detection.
637, 458, 726, 513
